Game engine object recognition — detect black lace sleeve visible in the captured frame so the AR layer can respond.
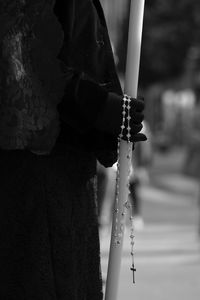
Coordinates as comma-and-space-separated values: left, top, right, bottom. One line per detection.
0, 1, 21, 39
0, 0, 66, 152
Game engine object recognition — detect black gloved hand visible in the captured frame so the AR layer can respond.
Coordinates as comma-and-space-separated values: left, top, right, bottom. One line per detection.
94, 92, 147, 143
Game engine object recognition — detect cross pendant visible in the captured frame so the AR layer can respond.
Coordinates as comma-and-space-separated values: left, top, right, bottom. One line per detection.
130, 264, 136, 284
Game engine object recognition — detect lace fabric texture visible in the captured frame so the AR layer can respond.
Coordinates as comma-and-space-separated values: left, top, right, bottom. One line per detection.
0, 0, 66, 152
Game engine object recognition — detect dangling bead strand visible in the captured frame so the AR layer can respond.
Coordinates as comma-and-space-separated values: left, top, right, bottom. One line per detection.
113, 94, 136, 282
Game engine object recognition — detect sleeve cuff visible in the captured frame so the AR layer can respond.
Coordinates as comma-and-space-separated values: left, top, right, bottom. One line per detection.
76, 79, 109, 126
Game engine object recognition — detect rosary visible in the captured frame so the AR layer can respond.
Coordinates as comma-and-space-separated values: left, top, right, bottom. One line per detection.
113, 94, 136, 283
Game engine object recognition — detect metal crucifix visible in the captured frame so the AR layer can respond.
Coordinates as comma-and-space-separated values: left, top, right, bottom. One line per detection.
130, 264, 136, 284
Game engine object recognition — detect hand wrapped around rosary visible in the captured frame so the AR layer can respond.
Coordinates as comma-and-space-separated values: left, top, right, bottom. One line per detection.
95, 92, 147, 144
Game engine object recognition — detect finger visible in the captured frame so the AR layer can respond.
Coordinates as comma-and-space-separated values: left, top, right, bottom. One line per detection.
130, 112, 144, 124
131, 98, 144, 112
137, 95, 144, 102
130, 123, 143, 135
130, 133, 147, 143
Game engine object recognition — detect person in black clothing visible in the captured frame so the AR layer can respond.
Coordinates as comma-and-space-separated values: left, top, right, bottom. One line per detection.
0, 1, 146, 299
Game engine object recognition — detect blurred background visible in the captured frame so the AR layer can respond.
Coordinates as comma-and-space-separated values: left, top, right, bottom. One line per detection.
98, 0, 200, 299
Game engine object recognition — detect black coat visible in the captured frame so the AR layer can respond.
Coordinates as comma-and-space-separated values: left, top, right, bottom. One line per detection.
54, 0, 123, 167
0, 2, 121, 299
0, 0, 122, 166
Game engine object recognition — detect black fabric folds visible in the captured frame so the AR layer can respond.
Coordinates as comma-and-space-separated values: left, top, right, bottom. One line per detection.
0, 0, 66, 152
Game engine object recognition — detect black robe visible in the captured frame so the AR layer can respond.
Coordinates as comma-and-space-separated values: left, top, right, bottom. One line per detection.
0, 1, 122, 299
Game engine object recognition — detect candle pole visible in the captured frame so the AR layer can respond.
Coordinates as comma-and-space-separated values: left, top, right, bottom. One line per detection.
104, 1, 145, 300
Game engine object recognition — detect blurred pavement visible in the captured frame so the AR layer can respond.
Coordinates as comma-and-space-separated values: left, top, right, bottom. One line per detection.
100, 147, 200, 300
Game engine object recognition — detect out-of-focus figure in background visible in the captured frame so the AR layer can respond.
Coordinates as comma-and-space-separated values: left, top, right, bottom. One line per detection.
184, 98, 200, 235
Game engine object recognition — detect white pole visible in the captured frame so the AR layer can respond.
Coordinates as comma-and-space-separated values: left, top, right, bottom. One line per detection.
104, 1, 145, 300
